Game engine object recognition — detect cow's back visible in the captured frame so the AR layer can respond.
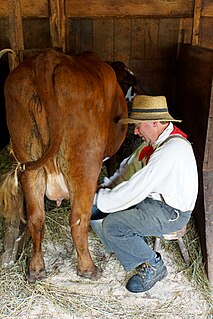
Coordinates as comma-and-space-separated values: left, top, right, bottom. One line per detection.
4, 49, 127, 169
52, 54, 127, 162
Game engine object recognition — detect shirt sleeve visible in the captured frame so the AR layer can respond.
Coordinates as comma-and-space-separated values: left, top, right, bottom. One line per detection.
96, 139, 188, 213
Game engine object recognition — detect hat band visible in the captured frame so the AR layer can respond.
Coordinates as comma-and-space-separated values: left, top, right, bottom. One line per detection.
130, 108, 168, 114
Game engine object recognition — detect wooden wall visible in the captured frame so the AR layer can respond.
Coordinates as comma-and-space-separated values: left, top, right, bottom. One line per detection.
176, 44, 213, 284
0, 0, 213, 110
67, 16, 191, 109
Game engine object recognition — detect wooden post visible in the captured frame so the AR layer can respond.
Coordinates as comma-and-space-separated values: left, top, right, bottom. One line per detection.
203, 77, 213, 288
7, 0, 24, 69
192, 0, 203, 46
49, 0, 67, 52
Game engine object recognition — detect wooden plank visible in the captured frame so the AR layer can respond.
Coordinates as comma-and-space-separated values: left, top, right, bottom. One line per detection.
0, 0, 48, 17
23, 18, 51, 50
176, 44, 213, 285
203, 75, 213, 287
93, 19, 113, 61
78, 19, 93, 52
67, 19, 93, 54
129, 57, 177, 100
67, 19, 81, 54
114, 18, 131, 64
202, 0, 213, 17
132, 18, 160, 60
158, 18, 180, 58
66, 0, 195, 18
176, 45, 213, 161
177, 46, 213, 160
192, 0, 203, 45
0, 0, 211, 18
200, 17, 213, 49
0, 0, 195, 18
8, 0, 24, 69
144, 19, 159, 59
203, 170, 213, 286
0, 18, 10, 48
131, 58, 177, 70
181, 17, 193, 43
8, 0, 24, 51
132, 19, 146, 59
203, 77, 213, 170
0, 1, 8, 16
49, 0, 67, 52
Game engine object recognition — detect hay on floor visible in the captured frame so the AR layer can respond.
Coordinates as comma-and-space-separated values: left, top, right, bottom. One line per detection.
0, 146, 212, 319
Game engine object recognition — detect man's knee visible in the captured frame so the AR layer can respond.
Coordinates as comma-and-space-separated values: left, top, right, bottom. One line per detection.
102, 212, 121, 237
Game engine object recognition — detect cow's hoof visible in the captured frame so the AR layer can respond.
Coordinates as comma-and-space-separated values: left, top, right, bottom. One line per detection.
77, 266, 102, 281
27, 268, 46, 283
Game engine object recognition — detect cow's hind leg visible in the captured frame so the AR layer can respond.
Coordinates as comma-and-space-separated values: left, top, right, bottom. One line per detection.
20, 170, 46, 282
69, 178, 101, 280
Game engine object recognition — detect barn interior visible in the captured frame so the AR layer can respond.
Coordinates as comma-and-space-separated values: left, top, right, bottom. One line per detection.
0, 0, 213, 294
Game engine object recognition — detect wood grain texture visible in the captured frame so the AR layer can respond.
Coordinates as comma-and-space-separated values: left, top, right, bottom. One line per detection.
49, 0, 67, 51
202, 0, 213, 17
93, 19, 114, 61
176, 44, 213, 285
66, 0, 195, 18
8, 0, 24, 51
192, 0, 202, 45
114, 18, 131, 64
0, 0, 195, 17
0, 0, 212, 18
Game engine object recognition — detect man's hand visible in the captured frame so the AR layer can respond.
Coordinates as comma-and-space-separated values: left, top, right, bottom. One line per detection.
96, 184, 103, 192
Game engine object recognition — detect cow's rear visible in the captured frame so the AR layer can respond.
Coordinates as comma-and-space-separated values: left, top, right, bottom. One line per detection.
4, 49, 128, 282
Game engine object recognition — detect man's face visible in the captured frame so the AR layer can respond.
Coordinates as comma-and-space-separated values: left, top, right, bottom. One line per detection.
134, 121, 159, 144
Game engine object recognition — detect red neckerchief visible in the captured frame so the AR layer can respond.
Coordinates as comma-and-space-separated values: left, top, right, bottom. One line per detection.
138, 125, 187, 163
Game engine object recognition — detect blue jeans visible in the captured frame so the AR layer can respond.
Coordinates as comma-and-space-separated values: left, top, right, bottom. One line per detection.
90, 197, 191, 271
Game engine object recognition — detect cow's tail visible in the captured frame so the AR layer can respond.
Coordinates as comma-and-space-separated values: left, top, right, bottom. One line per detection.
0, 169, 25, 224
24, 49, 63, 170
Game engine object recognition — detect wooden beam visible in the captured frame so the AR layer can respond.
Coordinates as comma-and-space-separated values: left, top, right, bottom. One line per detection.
66, 0, 194, 18
1, 0, 210, 18
49, 0, 67, 52
7, 0, 24, 69
0, 0, 195, 18
192, 0, 203, 45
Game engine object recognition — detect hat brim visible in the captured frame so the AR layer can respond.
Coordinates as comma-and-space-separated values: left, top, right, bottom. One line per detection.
119, 116, 182, 124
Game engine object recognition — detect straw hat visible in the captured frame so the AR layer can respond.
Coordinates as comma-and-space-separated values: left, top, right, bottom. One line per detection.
120, 95, 181, 124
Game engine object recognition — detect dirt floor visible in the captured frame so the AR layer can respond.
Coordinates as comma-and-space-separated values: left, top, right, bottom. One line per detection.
1, 225, 211, 319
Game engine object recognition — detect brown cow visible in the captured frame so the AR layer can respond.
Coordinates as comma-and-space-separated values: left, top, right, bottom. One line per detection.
4, 48, 127, 282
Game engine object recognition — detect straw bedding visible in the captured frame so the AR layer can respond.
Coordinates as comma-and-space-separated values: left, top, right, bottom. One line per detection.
0, 147, 212, 319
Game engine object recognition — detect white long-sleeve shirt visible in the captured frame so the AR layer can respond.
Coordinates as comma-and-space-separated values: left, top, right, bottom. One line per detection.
96, 123, 198, 213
